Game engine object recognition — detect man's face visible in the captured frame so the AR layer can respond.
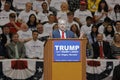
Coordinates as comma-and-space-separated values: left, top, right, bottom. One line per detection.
3, 27, 10, 34
97, 34, 103, 42
4, 3, 10, 11
32, 32, 38, 41
26, 3, 32, 11
58, 19, 66, 31
37, 24, 43, 34
80, 4, 87, 11
67, 15, 74, 21
42, 3, 48, 10
12, 34, 19, 43
48, 15, 55, 22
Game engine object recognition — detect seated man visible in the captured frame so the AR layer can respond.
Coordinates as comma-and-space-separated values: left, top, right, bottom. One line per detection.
6, 33, 26, 59
92, 33, 113, 59
52, 19, 75, 38
25, 30, 44, 59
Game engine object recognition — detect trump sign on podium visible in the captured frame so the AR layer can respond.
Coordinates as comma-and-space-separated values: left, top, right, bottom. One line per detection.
54, 40, 80, 62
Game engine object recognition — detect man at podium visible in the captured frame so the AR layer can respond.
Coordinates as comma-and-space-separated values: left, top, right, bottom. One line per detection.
52, 19, 75, 38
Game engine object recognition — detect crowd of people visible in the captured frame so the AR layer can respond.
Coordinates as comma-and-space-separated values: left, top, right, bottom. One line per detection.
0, 0, 120, 59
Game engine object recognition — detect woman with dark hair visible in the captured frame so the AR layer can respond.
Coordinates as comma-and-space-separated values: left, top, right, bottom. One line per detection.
103, 24, 115, 44
27, 14, 38, 31
109, 4, 120, 22
94, 0, 110, 24
87, 25, 99, 44
70, 24, 80, 38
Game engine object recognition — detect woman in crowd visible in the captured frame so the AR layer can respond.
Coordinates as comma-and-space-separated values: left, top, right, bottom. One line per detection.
27, 14, 38, 31
57, 2, 69, 20
52, 23, 59, 30
103, 24, 115, 45
111, 33, 120, 59
87, 25, 99, 44
70, 24, 80, 38
94, 0, 109, 25
109, 4, 120, 23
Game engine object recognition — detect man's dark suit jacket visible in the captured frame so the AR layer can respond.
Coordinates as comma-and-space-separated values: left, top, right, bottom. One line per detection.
0, 33, 12, 58
112, 64, 120, 80
92, 41, 113, 59
52, 29, 75, 38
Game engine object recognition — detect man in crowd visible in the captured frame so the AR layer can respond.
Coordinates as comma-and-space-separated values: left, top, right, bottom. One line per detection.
25, 30, 44, 59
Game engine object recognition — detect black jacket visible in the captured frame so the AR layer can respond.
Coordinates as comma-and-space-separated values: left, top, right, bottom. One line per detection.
112, 64, 120, 80
92, 41, 113, 59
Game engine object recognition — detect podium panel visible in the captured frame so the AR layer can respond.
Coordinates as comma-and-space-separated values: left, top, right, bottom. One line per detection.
44, 39, 87, 80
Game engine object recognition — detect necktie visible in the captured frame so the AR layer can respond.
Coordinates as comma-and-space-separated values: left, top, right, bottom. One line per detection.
99, 42, 104, 58
62, 31, 65, 39
15, 45, 19, 59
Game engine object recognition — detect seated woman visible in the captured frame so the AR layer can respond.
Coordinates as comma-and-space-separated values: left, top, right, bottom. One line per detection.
103, 24, 115, 45
27, 14, 38, 31
87, 25, 99, 44
111, 33, 120, 59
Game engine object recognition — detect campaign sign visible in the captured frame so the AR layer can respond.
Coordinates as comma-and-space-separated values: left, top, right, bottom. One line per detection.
54, 40, 80, 62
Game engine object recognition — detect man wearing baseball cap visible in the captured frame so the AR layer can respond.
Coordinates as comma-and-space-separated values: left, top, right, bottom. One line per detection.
74, 1, 93, 25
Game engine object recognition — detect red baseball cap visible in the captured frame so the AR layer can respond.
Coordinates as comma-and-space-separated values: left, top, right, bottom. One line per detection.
80, 1, 87, 5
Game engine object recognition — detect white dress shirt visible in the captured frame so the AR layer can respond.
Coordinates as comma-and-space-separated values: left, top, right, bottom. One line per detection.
59, 29, 66, 38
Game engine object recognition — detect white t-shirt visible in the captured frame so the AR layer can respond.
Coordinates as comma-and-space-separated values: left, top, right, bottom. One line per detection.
98, 25, 105, 34
108, 11, 120, 21
18, 10, 37, 23
17, 29, 32, 39
37, 11, 52, 23
38, 32, 49, 39
50, 0, 67, 11
105, 0, 120, 9
74, 9, 92, 25
0, 10, 16, 26
95, 11, 107, 24
33, 0, 49, 13
81, 24, 93, 36
25, 40, 44, 59
13, 0, 32, 10
43, 23, 56, 35
57, 11, 68, 20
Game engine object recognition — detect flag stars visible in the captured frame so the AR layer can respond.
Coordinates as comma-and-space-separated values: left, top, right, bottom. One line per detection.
37, 67, 42, 73
107, 65, 112, 70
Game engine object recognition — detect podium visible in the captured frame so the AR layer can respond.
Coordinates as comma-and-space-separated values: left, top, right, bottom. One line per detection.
44, 39, 87, 80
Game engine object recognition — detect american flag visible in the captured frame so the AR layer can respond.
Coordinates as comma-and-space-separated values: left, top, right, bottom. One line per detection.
0, 59, 43, 80
86, 59, 120, 80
